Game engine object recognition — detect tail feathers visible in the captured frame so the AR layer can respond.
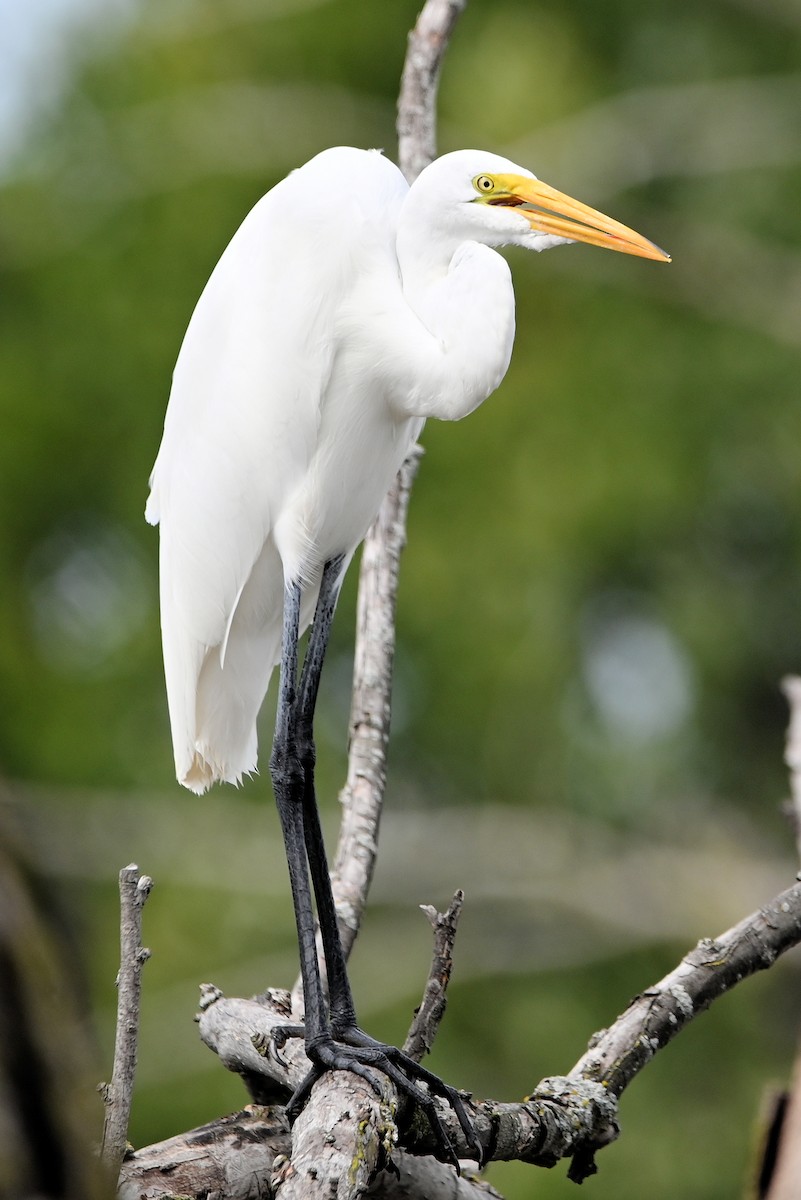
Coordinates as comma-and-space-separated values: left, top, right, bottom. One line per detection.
172, 624, 278, 794
162, 550, 325, 795
178, 738, 258, 795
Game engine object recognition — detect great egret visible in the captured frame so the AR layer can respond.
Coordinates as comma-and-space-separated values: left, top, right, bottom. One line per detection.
147, 146, 668, 1163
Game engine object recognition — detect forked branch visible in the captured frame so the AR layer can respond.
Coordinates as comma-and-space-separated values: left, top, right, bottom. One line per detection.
119, 873, 801, 1198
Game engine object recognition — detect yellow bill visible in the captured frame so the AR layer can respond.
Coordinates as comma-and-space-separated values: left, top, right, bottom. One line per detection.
490, 173, 670, 263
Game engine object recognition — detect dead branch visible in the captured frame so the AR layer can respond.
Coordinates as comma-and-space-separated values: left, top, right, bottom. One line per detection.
100, 863, 153, 1178
397, 0, 467, 182
403, 891, 465, 1062
744, 679, 801, 1200
277, 2, 468, 1186
119, 874, 801, 1196
570, 882, 801, 1099
116, 1107, 288, 1200
327, 446, 424, 967
323, 0, 465, 975
782, 675, 801, 864
761, 1037, 801, 1199
117, 1105, 500, 1200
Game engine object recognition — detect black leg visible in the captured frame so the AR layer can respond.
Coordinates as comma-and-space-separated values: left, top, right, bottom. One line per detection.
269, 579, 329, 1042
295, 555, 357, 1030
269, 559, 482, 1170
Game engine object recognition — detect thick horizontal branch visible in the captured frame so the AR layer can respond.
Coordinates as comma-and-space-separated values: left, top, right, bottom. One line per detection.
117, 1106, 501, 1200
116, 1107, 289, 1200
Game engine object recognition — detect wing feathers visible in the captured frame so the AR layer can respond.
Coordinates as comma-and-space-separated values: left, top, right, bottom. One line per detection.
148, 149, 409, 791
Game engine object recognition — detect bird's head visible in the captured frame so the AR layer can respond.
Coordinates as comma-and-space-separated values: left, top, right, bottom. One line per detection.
413, 150, 670, 263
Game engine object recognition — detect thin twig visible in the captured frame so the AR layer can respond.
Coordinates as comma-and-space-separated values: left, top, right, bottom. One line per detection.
100, 863, 153, 1176
782, 675, 801, 865
403, 891, 465, 1062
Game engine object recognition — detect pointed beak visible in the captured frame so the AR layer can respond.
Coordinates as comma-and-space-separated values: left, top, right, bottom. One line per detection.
491, 173, 671, 263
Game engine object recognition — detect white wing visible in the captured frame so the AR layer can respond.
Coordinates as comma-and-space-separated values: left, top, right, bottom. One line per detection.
147, 148, 410, 792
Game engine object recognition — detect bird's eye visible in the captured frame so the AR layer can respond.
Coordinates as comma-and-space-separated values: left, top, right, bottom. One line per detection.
474, 175, 495, 194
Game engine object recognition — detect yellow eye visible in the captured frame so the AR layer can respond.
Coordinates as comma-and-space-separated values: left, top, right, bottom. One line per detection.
474, 175, 495, 194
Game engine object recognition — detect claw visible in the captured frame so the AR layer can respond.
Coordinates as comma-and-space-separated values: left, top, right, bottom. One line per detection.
271, 1022, 305, 1050
285, 1062, 323, 1125
270, 1040, 289, 1069
269, 1021, 305, 1067
285, 1026, 481, 1170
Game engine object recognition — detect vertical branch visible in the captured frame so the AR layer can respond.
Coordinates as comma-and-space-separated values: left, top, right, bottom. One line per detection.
100, 863, 153, 1176
403, 890, 465, 1062
397, 0, 468, 182
330, 448, 422, 959
782, 675, 801, 865
327, 1, 467, 952
756, 678, 801, 1198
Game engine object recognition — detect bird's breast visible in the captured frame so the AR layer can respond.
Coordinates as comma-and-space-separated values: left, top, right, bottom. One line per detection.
273, 359, 422, 584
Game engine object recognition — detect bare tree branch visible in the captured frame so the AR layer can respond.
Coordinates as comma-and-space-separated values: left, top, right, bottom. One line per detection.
280, 7, 468, 1178
762, 1039, 801, 1199
748, 680, 801, 1200
563, 878, 801, 1180
328, 446, 424, 967
325, 0, 469, 971
782, 675, 801, 864
272, 1080, 389, 1199
397, 0, 467, 182
100, 864, 153, 1178
116, 1107, 288, 1200
403, 891, 465, 1062
117, 1105, 501, 1200
119, 874, 801, 1196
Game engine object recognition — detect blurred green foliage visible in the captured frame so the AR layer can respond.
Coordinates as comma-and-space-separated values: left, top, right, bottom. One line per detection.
3, 0, 801, 1196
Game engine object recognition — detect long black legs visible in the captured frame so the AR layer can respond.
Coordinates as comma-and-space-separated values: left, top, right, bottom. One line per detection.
268, 557, 482, 1169
269, 570, 329, 1042
295, 557, 357, 1030
269, 553, 359, 1043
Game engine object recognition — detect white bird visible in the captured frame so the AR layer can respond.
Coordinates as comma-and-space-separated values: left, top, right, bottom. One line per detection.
147, 146, 668, 1162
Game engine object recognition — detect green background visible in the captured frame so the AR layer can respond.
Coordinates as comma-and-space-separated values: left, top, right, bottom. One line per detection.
3, 0, 801, 1195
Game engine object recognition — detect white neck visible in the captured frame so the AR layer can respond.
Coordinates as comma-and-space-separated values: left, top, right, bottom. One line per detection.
393, 197, 517, 422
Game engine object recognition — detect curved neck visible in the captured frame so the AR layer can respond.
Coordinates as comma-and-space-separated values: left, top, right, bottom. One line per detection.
396, 191, 465, 309
392, 198, 517, 422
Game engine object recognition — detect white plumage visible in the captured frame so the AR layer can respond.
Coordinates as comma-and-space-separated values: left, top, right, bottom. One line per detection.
147, 146, 668, 793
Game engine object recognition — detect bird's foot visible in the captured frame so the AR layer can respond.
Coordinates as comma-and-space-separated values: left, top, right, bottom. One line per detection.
273, 1023, 481, 1170
268, 1022, 306, 1068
